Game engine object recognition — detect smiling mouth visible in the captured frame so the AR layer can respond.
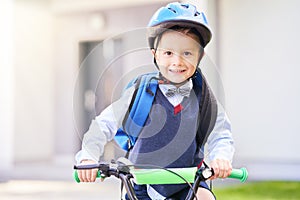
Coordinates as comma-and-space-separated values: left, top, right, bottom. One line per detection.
169, 69, 186, 73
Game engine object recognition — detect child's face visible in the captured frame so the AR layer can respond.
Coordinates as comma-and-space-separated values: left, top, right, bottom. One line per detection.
152, 30, 201, 84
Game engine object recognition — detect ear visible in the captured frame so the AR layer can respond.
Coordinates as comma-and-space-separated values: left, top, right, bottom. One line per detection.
151, 49, 156, 57
151, 49, 158, 61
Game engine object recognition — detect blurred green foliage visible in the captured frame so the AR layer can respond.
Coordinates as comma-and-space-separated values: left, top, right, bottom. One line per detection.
214, 181, 300, 200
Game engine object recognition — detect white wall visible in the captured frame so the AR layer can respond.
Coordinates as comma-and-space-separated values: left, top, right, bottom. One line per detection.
0, 0, 14, 181
14, 0, 55, 162
52, 0, 172, 13
219, 0, 300, 179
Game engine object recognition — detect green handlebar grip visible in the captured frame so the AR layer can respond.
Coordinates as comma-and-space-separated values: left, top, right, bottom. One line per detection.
131, 167, 198, 184
73, 170, 80, 183
228, 167, 248, 182
73, 170, 101, 183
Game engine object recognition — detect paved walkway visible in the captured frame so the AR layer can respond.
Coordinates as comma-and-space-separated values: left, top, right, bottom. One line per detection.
0, 160, 122, 200
0, 179, 121, 200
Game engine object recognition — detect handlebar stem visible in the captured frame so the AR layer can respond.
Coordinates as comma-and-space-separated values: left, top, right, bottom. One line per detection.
119, 173, 138, 200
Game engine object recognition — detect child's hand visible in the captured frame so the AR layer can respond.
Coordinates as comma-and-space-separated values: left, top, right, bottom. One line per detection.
77, 159, 98, 182
209, 159, 232, 180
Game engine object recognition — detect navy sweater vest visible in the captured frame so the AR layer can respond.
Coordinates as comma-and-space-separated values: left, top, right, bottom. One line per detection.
129, 87, 203, 197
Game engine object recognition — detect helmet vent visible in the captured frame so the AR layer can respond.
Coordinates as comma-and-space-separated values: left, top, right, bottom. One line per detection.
181, 4, 189, 9
194, 12, 200, 16
168, 7, 177, 13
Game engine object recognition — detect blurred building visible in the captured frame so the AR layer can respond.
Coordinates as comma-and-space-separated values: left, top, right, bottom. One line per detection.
1, 0, 300, 181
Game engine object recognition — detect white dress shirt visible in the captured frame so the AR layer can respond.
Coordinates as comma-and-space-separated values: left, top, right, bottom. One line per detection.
75, 78, 234, 198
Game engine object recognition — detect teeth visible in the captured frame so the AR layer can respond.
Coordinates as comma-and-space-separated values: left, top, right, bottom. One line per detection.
170, 69, 185, 72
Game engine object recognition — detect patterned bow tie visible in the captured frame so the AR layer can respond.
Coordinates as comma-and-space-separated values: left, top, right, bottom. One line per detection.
165, 87, 190, 97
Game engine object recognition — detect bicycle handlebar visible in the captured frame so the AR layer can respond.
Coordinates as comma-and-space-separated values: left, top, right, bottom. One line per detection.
73, 164, 248, 184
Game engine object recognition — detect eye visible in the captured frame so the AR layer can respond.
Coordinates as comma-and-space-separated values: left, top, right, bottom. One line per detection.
183, 51, 192, 56
164, 51, 173, 56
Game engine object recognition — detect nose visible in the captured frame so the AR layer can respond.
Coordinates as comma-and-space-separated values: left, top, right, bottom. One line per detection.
171, 54, 183, 66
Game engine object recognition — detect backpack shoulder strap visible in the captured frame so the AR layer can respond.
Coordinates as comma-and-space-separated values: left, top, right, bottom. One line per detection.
114, 72, 159, 151
193, 69, 218, 147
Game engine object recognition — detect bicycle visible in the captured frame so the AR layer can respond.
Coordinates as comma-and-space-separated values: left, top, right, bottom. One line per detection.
73, 159, 248, 200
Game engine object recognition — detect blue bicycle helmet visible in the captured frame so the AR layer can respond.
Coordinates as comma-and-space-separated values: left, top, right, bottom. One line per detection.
148, 2, 212, 49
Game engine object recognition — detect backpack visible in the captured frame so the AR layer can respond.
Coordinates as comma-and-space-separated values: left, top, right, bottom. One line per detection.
114, 68, 218, 153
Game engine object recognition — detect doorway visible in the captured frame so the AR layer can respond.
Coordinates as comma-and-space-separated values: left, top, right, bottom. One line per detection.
76, 38, 125, 160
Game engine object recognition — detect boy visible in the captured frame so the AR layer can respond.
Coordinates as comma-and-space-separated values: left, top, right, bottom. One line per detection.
76, 2, 234, 200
